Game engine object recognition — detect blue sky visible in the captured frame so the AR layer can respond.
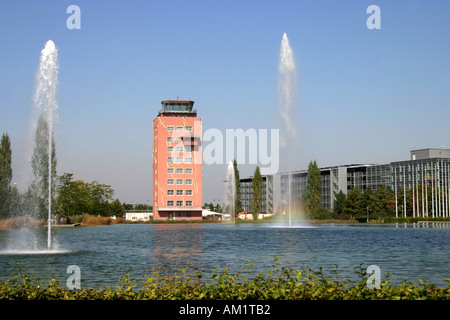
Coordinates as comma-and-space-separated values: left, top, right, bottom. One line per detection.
1, 0, 449, 205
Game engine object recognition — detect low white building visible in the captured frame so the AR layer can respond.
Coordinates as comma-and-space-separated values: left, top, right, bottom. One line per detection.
202, 209, 223, 220
125, 212, 152, 222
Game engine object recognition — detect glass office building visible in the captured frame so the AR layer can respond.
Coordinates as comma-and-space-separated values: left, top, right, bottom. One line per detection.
239, 148, 450, 218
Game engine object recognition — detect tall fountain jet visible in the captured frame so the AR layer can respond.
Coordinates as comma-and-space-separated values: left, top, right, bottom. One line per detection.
277, 33, 298, 226
224, 161, 236, 224
34, 40, 59, 249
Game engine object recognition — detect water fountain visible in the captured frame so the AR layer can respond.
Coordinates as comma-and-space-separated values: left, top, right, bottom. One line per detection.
276, 33, 309, 228
278, 33, 297, 154
0, 40, 64, 255
277, 33, 298, 226
224, 161, 236, 223
33, 40, 59, 249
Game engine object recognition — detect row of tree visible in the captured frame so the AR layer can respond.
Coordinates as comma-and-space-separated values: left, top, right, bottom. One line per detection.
1, 115, 124, 221
333, 186, 395, 218
221, 159, 262, 220
57, 173, 124, 218
231, 160, 323, 220
203, 202, 222, 213
123, 203, 152, 211
1, 172, 123, 220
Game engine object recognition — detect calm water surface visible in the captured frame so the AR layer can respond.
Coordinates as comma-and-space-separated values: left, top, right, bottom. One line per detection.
0, 223, 449, 288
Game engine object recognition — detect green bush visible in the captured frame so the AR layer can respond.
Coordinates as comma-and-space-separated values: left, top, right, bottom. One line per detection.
1, 259, 448, 300
304, 207, 338, 220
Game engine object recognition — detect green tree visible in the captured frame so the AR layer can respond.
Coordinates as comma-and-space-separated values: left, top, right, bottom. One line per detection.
134, 203, 151, 211
333, 190, 347, 215
251, 166, 263, 220
302, 160, 322, 214
361, 187, 377, 215
233, 159, 243, 215
110, 199, 125, 217
87, 181, 114, 216
56, 173, 115, 217
30, 114, 57, 220
0, 133, 13, 219
56, 173, 90, 217
374, 185, 395, 216
343, 188, 362, 218
56, 173, 76, 217
204, 202, 214, 211
123, 203, 134, 211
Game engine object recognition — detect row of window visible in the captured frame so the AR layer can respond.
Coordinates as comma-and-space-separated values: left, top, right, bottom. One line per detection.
167, 146, 193, 153
130, 216, 149, 221
166, 136, 197, 144
167, 178, 193, 185
167, 200, 193, 207
167, 189, 193, 196
167, 168, 193, 174
174, 211, 193, 218
167, 136, 181, 143
167, 126, 193, 132
167, 157, 193, 164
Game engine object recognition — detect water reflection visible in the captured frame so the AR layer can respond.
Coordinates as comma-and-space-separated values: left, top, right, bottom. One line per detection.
151, 224, 203, 272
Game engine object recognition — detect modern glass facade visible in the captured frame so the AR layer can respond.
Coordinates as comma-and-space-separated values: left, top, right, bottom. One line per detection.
240, 176, 271, 215
239, 148, 450, 217
321, 171, 332, 211
366, 164, 391, 190
391, 158, 450, 218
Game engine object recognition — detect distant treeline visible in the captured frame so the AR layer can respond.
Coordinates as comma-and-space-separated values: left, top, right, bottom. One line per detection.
0, 129, 126, 221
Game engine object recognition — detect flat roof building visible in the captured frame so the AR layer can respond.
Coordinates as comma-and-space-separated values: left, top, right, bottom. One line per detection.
125, 212, 152, 222
410, 147, 450, 160
240, 148, 450, 219
152, 100, 202, 220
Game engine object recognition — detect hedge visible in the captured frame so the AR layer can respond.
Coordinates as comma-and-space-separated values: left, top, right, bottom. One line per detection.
1, 258, 448, 300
